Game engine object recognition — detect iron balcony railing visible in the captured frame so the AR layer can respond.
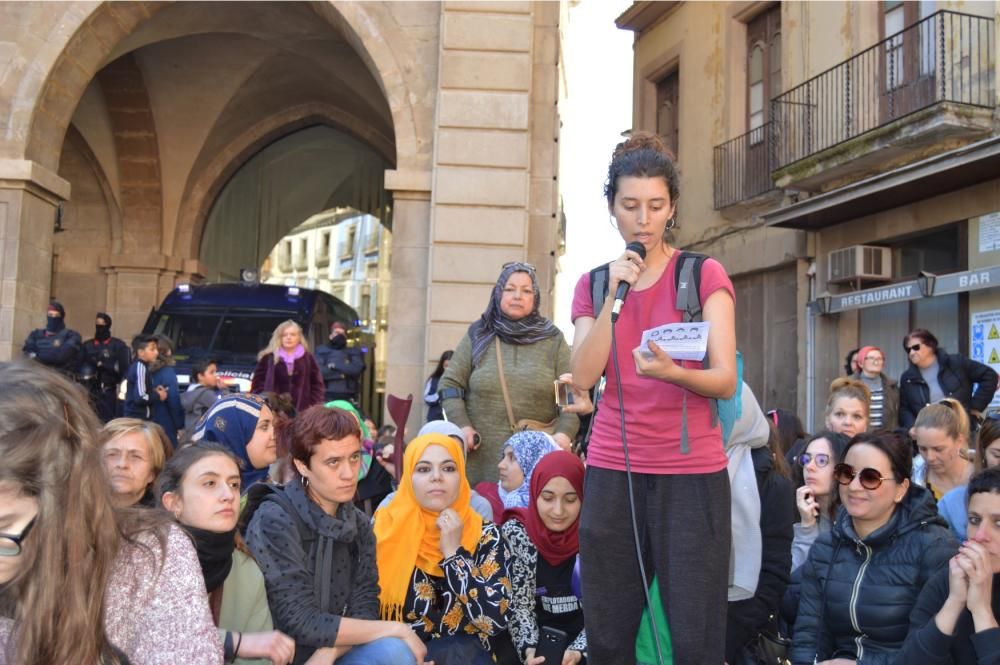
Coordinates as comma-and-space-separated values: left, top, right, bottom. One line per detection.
713, 122, 777, 209
771, 10, 994, 170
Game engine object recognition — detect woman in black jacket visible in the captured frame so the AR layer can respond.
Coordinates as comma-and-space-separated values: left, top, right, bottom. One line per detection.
898, 329, 998, 430
896, 466, 1000, 665
790, 431, 956, 665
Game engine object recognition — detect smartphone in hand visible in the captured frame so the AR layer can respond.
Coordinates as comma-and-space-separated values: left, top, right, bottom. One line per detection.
554, 380, 574, 408
535, 626, 569, 664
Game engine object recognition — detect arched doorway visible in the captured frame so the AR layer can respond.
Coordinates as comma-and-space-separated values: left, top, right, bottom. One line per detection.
199, 125, 390, 281
37, 2, 410, 398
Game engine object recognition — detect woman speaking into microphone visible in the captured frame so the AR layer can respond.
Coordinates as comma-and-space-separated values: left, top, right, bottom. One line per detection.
569, 132, 737, 665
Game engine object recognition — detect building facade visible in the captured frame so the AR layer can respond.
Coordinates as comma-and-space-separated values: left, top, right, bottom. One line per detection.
0, 1, 563, 432
618, 0, 999, 427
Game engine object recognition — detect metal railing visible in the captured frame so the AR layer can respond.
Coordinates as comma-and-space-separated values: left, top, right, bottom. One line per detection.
771, 10, 994, 170
713, 122, 777, 209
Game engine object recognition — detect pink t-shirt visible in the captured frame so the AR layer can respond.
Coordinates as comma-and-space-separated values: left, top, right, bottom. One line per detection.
571, 253, 735, 474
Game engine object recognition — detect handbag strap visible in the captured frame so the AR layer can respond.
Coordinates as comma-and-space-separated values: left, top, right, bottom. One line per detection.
495, 338, 518, 431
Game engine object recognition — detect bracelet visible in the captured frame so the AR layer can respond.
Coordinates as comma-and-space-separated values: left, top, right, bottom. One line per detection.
233, 632, 243, 660
223, 632, 234, 663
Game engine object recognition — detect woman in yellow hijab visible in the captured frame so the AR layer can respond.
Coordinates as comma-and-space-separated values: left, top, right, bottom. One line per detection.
374, 433, 512, 665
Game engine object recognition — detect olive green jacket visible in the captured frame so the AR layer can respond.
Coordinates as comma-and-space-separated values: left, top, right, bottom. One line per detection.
439, 333, 579, 486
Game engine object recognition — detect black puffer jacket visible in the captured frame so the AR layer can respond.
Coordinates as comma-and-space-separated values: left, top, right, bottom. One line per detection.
790, 485, 956, 665
898, 350, 998, 429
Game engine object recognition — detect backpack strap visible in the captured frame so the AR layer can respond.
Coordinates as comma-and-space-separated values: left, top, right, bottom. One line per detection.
590, 262, 611, 317
674, 251, 708, 323
673, 251, 709, 453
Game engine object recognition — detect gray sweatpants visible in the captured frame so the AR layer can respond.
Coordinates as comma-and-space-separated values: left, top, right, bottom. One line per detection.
579, 466, 731, 665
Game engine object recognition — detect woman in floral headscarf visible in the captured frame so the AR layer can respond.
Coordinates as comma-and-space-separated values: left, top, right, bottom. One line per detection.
475, 430, 560, 521
438, 262, 580, 486
373, 433, 513, 665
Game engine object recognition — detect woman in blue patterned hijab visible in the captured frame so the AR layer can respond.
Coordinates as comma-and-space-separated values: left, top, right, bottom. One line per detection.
498, 430, 560, 510
191, 393, 276, 492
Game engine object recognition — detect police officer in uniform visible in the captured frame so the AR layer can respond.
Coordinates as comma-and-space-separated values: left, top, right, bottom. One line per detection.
315, 321, 366, 404
81, 312, 131, 422
22, 300, 83, 377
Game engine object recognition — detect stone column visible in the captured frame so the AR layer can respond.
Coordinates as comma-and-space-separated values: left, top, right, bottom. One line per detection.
0, 159, 71, 361
384, 169, 432, 434
428, 0, 536, 359
100, 253, 185, 341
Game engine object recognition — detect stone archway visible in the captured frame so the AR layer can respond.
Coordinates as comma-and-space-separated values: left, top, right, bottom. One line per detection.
174, 102, 395, 268
3, 1, 433, 368
19, 2, 424, 174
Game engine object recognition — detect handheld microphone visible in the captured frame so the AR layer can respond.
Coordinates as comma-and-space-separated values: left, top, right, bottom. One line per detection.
611, 241, 647, 323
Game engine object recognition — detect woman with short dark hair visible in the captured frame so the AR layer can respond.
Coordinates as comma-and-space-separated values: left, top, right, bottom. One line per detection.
245, 405, 427, 665
898, 466, 1000, 664
899, 328, 998, 430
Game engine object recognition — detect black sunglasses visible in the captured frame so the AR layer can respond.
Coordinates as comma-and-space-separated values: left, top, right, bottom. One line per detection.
0, 517, 35, 557
833, 463, 893, 490
905, 343, 922, 353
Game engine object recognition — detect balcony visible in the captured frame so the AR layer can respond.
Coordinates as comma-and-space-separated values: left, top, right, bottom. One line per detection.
713, 122, 781, 213
771, 10, 994, 192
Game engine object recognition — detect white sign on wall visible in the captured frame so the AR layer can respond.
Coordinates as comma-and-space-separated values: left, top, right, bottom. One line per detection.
978, 212, 1000, 254
971, 309, 1000, 410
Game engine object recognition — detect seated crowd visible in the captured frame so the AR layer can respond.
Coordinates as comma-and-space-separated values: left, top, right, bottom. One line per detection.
5, 325, 1000, 665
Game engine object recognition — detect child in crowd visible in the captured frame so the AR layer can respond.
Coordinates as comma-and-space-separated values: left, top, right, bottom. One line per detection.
182, 358, 228, 433
124, 334, 166, 420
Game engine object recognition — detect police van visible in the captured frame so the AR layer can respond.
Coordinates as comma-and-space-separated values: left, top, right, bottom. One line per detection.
142, 282, 377, 415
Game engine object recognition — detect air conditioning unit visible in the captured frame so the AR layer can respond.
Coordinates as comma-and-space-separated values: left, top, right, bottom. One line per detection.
827, 245, 892, 284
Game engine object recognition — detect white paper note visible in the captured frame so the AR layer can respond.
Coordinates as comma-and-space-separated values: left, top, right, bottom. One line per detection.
639, 321, 710, 362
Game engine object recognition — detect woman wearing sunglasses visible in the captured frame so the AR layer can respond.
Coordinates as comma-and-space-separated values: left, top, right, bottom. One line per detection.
897, 466, 1000, 664
899, 328, 998, 431
789, 431, 956, 665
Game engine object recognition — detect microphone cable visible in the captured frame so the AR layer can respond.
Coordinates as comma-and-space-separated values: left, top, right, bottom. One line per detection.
610, 317, 667, 665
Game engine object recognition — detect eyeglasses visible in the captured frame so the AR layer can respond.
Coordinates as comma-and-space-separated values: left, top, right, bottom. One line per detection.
502, 261, 536, 272
797, 452, 831, 468
0, 517, 35, 557
833, 463, 893, 490
905, 343, 922, 353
